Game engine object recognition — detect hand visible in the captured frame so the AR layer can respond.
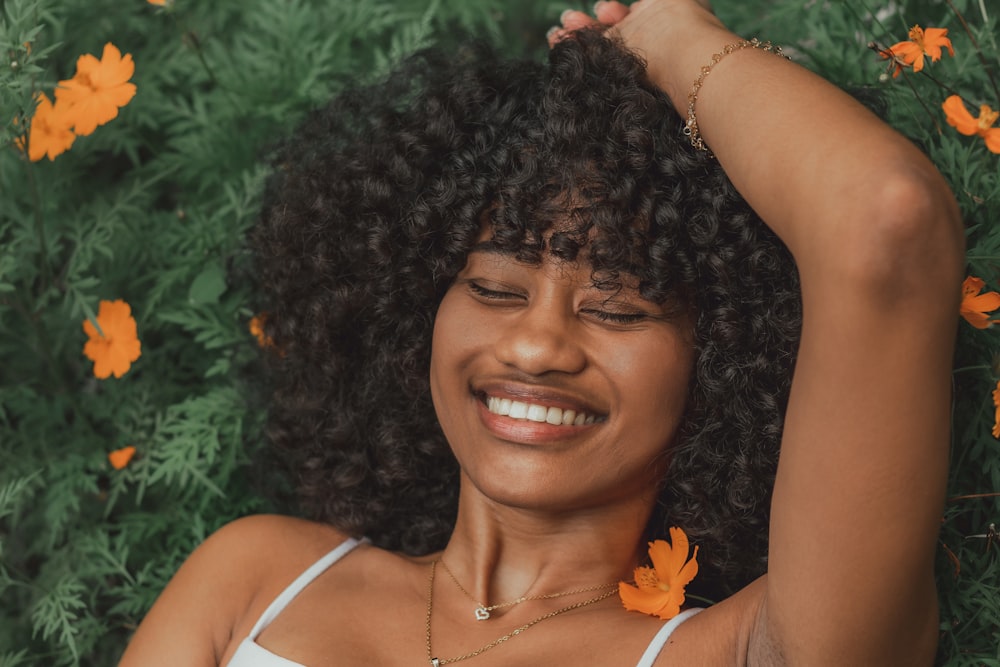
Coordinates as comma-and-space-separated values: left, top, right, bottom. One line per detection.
547, 1, 628, 47
548, 1, 719, 50
547, 0, 727, 101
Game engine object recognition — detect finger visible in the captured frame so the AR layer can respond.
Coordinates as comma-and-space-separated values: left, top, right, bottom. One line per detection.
546, 26, 571, 48
593, 1, 629, 25
559, 9, 598, 31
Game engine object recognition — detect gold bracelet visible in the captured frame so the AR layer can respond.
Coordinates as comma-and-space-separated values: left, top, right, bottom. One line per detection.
684, 37, 788, 156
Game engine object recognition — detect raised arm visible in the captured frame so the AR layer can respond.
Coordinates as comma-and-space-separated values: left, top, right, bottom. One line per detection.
561, 2, 964, 664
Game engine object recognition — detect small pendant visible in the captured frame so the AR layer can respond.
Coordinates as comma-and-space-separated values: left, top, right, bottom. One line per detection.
431, 658, 441, 667
474, 606, 490, 621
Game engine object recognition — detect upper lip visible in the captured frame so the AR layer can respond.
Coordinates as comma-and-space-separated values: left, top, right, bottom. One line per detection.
472, 380, 608, 417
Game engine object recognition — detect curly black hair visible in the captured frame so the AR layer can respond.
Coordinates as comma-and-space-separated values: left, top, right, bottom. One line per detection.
253, 30, 801, 596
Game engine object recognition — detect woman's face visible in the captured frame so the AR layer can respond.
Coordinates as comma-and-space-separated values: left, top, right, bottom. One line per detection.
429, 246, 695, 513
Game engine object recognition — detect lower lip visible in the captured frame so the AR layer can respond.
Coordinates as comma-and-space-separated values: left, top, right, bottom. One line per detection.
476, 400, 600, 444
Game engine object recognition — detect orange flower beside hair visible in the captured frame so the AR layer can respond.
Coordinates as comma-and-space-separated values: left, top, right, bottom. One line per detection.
943, 96, 1000, 154
83, 299, 142, 379
108, 445, 137, 470
249, 313, 274, 348
55, 43, 136, 136
882, 25, 953, 77
960, 276, 1000, 329
619, 527, 699, 620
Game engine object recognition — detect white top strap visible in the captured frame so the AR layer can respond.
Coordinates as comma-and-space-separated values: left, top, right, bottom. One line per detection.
634, 607, 703, 667
247, 537, 363, 640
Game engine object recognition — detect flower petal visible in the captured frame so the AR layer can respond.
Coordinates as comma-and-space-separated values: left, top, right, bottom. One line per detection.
108, 446, 137, 470
943, 96, 979, 136
618, 581, 681, 620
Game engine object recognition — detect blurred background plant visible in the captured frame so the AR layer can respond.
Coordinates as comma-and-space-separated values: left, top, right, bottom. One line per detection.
0, 0, 996, 664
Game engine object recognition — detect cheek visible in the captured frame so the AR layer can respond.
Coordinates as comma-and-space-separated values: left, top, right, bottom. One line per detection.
429, 289, 482, 411
608, 332, 695, 434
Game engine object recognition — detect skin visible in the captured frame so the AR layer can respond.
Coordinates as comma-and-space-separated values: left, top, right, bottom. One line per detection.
120, 1, 964, 665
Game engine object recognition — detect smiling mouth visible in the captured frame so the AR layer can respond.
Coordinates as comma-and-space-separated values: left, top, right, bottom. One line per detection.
483, 395, 606, 426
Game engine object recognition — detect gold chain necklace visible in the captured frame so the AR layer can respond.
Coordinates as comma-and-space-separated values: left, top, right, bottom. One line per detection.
425, 560, 618, 666
438, 558, 617, 621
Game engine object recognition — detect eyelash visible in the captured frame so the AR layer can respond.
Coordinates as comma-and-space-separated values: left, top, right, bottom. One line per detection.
467, 282, 520, 300
586, 310, 647, 324
467, 282, 648, 324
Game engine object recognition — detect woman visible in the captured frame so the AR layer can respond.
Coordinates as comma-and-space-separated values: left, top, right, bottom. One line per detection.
120, 1, 963, 665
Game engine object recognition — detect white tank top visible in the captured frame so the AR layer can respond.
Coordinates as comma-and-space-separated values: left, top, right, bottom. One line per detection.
226, 538, 701, 667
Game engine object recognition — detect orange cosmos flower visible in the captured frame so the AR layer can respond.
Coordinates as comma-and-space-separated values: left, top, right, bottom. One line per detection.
147, 0, 166, 4
882, 25, 953, 77
943, 95, 1000, 154
83, 299, 142, 379
249, 313, 274, 348
55, 43, 136, 136
18, 92, 76, 161
992, 381, 1000, 439
960, 276, 1000, 329
619, 527, 699, 620
108, 445, 137, 470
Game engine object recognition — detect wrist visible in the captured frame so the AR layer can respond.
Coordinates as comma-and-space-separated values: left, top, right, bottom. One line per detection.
612, 4, 733, 106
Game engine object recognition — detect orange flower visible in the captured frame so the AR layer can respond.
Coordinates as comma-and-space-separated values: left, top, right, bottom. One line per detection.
55, 43, 136, 136
943, 96, 1000, 154
249, 313, 274, 348
108, 445, 137, 470
882, 25, 954, 77
18, 92, 76, 161
83, 299, 142, 379
619, 527, 699, 620
147, 0, 166, 4
992, 380, 1000, 439
960, 276, 1000, 329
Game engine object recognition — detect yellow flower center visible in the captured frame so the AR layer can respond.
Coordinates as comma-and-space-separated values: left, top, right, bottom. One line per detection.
978, 105, 999, 132
635, 567, 660, 588
907, 25, 925, 47
657, 582, 672, 592
77, 72, 96, 91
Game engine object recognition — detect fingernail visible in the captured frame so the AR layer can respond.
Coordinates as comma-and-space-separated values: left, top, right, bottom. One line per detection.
560, 9, 574, 23
546, 26, 560, 39
593, 1, 606, 13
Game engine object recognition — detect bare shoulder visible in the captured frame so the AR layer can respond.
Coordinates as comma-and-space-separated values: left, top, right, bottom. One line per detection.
119, 514, 348, 667
657, 576, 770, 666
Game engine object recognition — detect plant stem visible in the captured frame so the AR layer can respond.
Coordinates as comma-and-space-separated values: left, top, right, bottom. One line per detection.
24, 157, 52, 294
944, 0, 1000, 103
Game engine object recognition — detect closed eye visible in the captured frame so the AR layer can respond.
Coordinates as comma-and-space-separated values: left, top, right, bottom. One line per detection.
583, 310, 648, 325
466, 280, 524, 301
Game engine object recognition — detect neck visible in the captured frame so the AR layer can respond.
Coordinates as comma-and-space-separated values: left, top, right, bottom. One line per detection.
440, 474, 655, 604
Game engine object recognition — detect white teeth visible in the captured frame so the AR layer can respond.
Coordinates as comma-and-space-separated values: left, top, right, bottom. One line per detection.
526, 404, 548, 422
485, 395, 601, 425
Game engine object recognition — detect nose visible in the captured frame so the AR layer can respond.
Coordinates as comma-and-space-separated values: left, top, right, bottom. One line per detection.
493, 299, 587, 376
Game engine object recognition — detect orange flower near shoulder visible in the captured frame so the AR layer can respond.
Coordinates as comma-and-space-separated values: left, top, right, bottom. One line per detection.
882, 25, 954, 77
960, 276, 1000, 329
108, 445, 137, 470
943, 96, 1000, 154
18, 92, 76, 161
83, 299, 142, 379
55, 43, 136, 136
619, 527, 699, 620
147, 0, 167, 4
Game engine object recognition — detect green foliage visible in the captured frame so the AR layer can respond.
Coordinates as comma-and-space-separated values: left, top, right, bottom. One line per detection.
718, 0, 1000, 662
0, 0, 996, 665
